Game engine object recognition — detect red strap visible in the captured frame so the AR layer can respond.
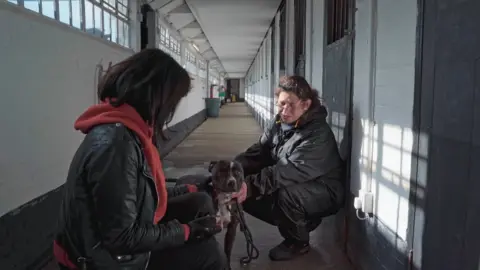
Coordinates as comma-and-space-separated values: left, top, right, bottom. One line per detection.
53, 240, 78, 269
182, 224, 190, 241
185, 184, 198, 193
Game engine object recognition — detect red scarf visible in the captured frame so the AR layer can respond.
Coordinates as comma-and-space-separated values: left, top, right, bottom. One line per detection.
74, 101, 167, 222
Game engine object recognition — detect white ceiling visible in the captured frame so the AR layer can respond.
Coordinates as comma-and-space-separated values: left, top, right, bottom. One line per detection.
154, 0, 281, 78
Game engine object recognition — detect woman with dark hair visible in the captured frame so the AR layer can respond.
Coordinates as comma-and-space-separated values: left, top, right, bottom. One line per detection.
53, 49, 227, 270
233, 75, 345, 261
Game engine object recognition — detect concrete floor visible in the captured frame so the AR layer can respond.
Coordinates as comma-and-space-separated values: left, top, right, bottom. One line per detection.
43, 103, 353, 270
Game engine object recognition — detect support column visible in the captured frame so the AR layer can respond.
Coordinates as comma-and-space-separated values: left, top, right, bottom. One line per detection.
129, 0, 141, 52
286, 0, 295, 75
304, 0, 313, 83
310, 0, 325, 95
206, 61, 210, 97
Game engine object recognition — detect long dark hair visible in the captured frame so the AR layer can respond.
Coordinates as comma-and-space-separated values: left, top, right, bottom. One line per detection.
97, 48, 191, 139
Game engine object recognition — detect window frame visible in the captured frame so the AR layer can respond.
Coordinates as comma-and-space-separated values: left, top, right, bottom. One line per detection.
9, 0, 131, 48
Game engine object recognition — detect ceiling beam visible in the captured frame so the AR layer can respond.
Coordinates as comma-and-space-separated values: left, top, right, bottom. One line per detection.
200, 47, 214, 55
176, 17, 197, 30
156, 0, 185, 14
179, 21, 201, 31
166, 3, 191, 14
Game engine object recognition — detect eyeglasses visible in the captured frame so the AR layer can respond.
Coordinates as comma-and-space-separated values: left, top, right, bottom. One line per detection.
275, 100, 302, 110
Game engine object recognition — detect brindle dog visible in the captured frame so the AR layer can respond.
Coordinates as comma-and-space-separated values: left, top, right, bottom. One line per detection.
208, 160, 245, 269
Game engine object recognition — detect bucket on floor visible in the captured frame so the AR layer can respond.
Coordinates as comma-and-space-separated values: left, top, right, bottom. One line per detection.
205, 98, 221, 117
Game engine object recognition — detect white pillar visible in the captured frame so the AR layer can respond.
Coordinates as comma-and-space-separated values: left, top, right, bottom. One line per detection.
304, 0, 313, 83
129, 0, 142, 52
286, 0, 295, 75
274, 12, 280, 87
310, 0, 326, 96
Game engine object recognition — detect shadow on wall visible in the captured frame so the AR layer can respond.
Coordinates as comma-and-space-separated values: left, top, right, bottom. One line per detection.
322, 104, 426, 270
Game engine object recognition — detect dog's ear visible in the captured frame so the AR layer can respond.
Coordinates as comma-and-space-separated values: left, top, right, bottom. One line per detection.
208, 161, 218, 172
231, 160, 244, 174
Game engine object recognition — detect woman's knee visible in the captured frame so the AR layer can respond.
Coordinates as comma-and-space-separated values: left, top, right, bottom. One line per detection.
276, 188, 302, 211
202, 238, 229, 270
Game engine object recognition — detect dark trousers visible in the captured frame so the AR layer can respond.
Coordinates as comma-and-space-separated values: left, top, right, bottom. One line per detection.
243, 179, 343, 243
147, 192, 228, 270
177, 175, 343, 244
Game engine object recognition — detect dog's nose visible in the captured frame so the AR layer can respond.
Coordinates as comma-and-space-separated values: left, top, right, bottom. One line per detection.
227, 180, 236, 189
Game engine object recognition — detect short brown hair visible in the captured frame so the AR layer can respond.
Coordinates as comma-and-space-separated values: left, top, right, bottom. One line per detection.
275, 75, 321, 110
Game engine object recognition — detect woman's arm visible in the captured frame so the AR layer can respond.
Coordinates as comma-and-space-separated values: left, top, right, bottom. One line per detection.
234, 125, 275, 176
247, 130, 343, 195
85, 131, 186, 255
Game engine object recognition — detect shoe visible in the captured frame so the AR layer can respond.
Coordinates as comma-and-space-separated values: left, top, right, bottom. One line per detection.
268, 239, 310, 261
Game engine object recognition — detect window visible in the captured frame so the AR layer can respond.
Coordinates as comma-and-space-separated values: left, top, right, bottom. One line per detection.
103, 11, 112, 41
58, 0, 70, 25
160, 26, 168, 45
84, 1, 94, 32
270, 21, 275, 74
186, 50, 196, 64
198, 60, 206, 70
93, 5, 102, 36
326, 0, 351, 45
118, 20, 127, 47
24, 0, 40, 13
42, 0, 55, 19
279, 3, 286, 72
71, 0, 81, 28
169, 36, 180, 55
9, 0, 131, 48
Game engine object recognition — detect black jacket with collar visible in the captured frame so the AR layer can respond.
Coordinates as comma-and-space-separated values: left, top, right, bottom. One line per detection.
55, 123, 189, 269
234, 105, 344, 200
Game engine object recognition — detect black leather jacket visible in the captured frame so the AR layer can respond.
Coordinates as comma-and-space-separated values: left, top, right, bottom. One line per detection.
55, 123, 190, 269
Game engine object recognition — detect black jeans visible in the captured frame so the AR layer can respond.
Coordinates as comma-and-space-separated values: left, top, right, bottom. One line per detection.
147, 192, 228, 270
243, 179, 343, 243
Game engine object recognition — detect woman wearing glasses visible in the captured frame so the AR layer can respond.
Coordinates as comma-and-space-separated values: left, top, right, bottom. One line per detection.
234, 75, 345, 262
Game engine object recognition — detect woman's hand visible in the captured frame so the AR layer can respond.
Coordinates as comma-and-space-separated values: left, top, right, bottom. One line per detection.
186, 215, 221, 241
231, 182, 248, 203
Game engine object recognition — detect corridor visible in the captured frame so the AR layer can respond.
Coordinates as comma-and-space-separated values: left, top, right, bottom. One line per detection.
3, 0, 480, 269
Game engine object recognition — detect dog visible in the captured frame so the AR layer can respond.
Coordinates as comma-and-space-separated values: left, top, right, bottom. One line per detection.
209, 160, 245, 269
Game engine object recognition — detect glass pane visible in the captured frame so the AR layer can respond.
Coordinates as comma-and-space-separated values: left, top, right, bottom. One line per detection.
117, 0, 127, 16
8, 0, 18, 4
41, 0, 55, 19
24, 0, 40, 13
103, 11, 111, 41
111, 16, 118, 43
94, 5, 102, 37
71, 0, 80, 28
58, 0, 70, 25
118, 20, 125, 45
102, 0, 114, 12
123, 22, 129, 47
84, 0, 94, 32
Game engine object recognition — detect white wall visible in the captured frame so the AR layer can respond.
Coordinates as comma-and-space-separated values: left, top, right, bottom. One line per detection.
0, 2, 208, 216
168, 74, 206, 127
350, 0, 418, 242
168, 42, 207, 127
0, 2, 133, 216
